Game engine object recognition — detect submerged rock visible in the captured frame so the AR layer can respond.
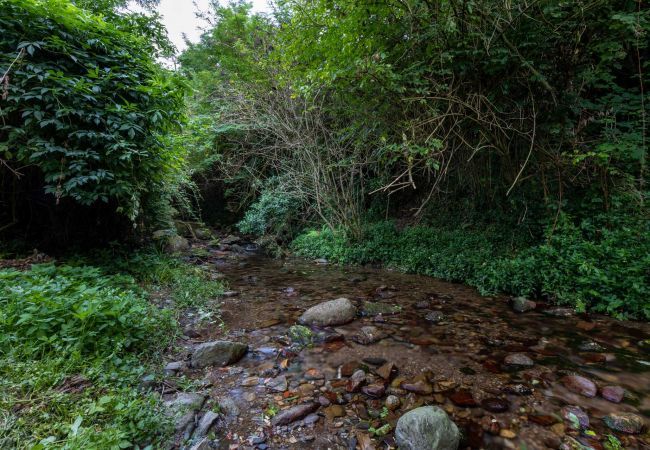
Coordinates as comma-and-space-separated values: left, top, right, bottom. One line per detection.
561, 375, 597, 398
503, 353, 534, 368
395, 406, 460, 450
299, 298, 357, 326
601, 385, 625, 403
512, 297, 536, 313
191, 341, 248, 368
352, 326, 387, 345
561, 406, 589, 429
603, 412, 645, 434
424, 311, 445, 323
362, 301, 401, 316
481, 397, 509, 413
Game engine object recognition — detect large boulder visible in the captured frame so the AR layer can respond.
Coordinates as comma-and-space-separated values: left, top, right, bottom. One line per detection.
395, 406, 460, 450
299, 298, 357, 327
164, 235, 190, 254
191, 341, 248, 368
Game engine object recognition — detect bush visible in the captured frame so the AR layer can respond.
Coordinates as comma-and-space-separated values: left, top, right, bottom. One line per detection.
0, 262, 176, 448
0, 264, 172, 356
0, 0, 185, 233
293, 217, 650, 320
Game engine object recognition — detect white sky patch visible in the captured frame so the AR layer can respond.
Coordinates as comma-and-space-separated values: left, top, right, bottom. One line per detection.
130, 0, 271, 54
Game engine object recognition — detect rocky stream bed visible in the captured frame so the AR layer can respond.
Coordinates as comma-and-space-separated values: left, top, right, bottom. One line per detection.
158, 235, 650, 450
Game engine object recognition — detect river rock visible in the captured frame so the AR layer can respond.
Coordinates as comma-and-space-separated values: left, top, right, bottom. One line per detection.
449, 390, 478, 407
386, 395, 401, 411
561, 375, 597, 398
191, 341, 248, 368
362, 383, 386, 398
561, 405, 589, 429
164, 392, 207, 431
395, 406, 460, 450
512, 297, 536, 313
352, 326, 387, 345
543, 307, 574, 317
362, 301, 401, 316
268, 375, 288, 392
376, 362, 396, 380
272, 403, 319, 426
504, 353, 534, 368
481, 397, 509, 413
346, 369, 366, 392
601, 385, 624, 403
425, 311, 445, 323
193, 410, 219, 438
299, 298, 357, 326
603, 412, 645, 434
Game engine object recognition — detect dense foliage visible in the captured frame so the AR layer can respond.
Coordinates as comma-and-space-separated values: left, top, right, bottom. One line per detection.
0, 263, 174, 448
0, 0, 185, 242
179, 0, 648, 318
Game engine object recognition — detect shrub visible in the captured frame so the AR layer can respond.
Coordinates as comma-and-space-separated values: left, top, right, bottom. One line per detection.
293, 217, 650, 320
0, 262, 176, 448
0, 264, 172, 356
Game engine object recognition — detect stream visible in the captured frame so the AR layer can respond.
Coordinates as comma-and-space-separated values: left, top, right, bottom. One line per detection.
164, 237, 650, 450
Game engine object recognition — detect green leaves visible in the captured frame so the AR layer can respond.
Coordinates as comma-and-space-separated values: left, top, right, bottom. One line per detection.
1, 0, 185, 223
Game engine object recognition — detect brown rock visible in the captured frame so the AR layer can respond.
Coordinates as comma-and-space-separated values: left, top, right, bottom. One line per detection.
324, 405, 346, 421
449, 390, 478, 407
375, 362, 396, 380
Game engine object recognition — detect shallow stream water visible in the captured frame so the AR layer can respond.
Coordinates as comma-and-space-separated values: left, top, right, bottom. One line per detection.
173, 241, 650, 449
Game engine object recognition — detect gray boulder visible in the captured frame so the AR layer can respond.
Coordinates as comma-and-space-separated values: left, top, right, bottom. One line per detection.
299, 298, 357, 327
395, 406, 460, 450
191, 341, 248, 368
164, 235, 190, 254
164, 392, 207, 432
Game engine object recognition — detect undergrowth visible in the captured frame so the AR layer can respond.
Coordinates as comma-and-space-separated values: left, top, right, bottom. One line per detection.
292, 216, 649, 320
0, 248, 224, 449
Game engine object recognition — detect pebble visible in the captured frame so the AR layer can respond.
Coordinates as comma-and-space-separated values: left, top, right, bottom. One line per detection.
361, 383, 386, 398
499, 429, 517, 439
385, 395, 401, 411
402, 379, 433, 395
271, 403, 319, 426
480, 397, 509, 413
449, 390, 478, 407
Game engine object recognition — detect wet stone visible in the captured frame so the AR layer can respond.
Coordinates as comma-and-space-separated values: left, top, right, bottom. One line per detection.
402, 379, 433, 395
363, 357, 387, 366
602, 412, 645, 434
601, 385, 625, 403
528, 414, 558, 426
299, 297, 357, 327
304, 368, 325, 380
577, 341, 605, 352
268, 375, 288, 392
502, 384, 532, 395
512, 297, 536, 313
503, 353, 534, 368
362, 301, 401, 317
341, 361, 361, 377
324, 405, 346, 420
271, 403, 319, 426
480, 397, 509, 413
346, 369, 366, 393
352, 326, 387, 345
561, 406, 589, 429
543, 308, 574, 317
375, 362, 396, 381
424, 311, 445, 323
191, 340, 248, 368
395, 406, 460, 450
561, 375, 597, 398
362, 383, 386, 398
385, 395, 401, 411
449, 390, 478, 407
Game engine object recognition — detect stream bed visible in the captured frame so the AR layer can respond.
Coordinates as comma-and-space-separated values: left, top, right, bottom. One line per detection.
165, 238, 650, 449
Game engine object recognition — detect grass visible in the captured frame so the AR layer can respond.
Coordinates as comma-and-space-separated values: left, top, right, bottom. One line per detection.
0, 247, 225, 449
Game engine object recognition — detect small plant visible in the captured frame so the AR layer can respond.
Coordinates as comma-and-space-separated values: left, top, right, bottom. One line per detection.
368, 423, 392, 437
604, 435, 623, 450
264, 404, 280, 418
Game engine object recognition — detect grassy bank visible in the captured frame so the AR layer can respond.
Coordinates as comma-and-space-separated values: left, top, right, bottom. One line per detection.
292, 218, 649, 320
0, 249, 224, 449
